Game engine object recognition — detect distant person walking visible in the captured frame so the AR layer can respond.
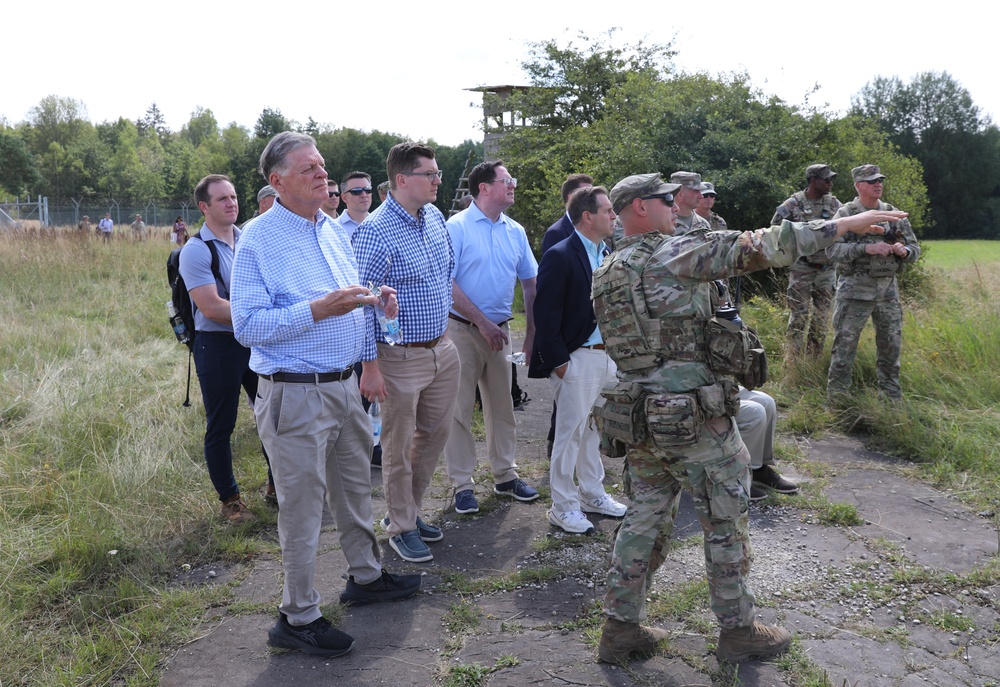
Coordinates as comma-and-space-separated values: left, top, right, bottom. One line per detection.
98, 213, 114, 242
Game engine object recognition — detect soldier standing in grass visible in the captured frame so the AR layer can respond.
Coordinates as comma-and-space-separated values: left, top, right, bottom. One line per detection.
772, 164, 843, 355
591, 172, 907, 664
826, 164, 919, 401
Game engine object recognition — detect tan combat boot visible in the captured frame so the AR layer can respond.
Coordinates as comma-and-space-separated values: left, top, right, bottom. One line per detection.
220, 494, 256, 524
716, 621, 791, 663
597, 617, 668, 663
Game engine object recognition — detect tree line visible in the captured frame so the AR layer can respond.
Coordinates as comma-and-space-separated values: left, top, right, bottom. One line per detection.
2, 32, 997, 240
0, 100, 481, 226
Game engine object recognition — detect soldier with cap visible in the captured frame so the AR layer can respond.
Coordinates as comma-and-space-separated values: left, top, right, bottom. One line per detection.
771, 164, 843, 355
696, 182, 728, 231
670, 171, 712, 235
826, 164, 919, 400
591, 172, 907, 664
257, 184, 278, 214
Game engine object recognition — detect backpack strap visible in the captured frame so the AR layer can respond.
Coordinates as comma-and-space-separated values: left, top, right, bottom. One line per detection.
193, 229, 229, 300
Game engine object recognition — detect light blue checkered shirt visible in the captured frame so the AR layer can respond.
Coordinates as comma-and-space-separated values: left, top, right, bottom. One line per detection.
231, 200, 366, 374
353, 193, 454, 359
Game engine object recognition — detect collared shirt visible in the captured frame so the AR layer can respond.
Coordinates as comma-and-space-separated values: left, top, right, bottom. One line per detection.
447, 201, 538, 323
231, 199, 366, 374
336, 210, 366, 245
178, 224, 239, 333
353, 193, 454, 358
573, 228, 605, 346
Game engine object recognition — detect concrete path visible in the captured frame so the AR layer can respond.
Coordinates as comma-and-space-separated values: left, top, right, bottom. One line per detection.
160, 366, 1000, 687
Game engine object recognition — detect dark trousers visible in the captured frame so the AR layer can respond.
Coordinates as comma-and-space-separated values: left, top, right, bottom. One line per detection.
353, 361, 382, 463
193, 331, 272, 501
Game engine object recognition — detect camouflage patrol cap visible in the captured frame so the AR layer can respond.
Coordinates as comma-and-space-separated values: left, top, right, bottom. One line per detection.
609, 173, 681, 214
257, 184, 278, 202
669, 171, 703, 189
852, 164, 886, 182
701, 182, 717, 196
806, 164, 836, 180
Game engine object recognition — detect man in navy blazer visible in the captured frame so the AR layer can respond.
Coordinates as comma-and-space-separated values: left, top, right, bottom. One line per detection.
529, 186, 628, 534
541, 173, 594, 254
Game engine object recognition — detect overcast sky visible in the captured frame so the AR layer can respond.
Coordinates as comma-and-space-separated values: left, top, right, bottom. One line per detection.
5, 1, 995, 147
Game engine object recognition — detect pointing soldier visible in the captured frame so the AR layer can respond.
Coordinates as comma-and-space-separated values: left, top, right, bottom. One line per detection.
826, 164, 919, 400
591, 172, 907, 664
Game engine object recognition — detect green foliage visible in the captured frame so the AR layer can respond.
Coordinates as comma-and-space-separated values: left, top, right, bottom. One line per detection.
0, 129, 41, 194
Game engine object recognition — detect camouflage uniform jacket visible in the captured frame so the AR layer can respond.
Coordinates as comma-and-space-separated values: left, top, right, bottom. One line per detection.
705, 212, 727, 232
771, 191, 842, 271
592, 219, 838, 394
673, 212, 712, 236
826, 198, 919, 302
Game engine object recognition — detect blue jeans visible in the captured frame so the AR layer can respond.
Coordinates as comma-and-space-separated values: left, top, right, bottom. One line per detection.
193, 331, 272, 501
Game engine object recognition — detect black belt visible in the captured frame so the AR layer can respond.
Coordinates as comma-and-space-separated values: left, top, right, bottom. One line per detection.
449, 313, 510, 327
260, 369, 354, 383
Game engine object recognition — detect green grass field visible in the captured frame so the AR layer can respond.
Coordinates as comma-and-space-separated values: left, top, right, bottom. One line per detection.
2, 229, 1000, 685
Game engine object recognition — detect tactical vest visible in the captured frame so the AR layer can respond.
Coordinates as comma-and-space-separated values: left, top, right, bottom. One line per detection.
592, 233, 709, 375
838, 199, 904, 278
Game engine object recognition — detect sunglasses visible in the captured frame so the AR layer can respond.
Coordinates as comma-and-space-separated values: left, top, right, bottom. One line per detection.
328, 191, 341, 198
641, 193, 674, 206
345, 187, 373, 196
862, 179, 884, 185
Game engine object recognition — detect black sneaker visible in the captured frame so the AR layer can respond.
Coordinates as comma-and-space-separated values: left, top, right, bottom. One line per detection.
267, 613, 354, 657
749, 485, 768, 502
339, 569, 421, 606
752, 466, 799, 494
494, 478, 539, 502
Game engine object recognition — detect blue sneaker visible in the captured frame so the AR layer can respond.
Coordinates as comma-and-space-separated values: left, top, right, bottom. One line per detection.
389, 529, 432, 563
454, 489, 479, 514
494, 478, 539, 502
382, 516, 443, 542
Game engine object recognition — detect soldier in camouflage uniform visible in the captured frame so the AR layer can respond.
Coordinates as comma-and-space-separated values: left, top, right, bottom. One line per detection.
670, 171, 712, 235
592, 172, 907, 664
697, 182, 729, 231
826, 165, 919, 400
772, 164, 843, 355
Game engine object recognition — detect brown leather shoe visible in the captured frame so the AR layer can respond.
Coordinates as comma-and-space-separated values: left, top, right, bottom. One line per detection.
263, 482, 278, 505
220, 494, 256, 524
597, 617, 668, 663
717, 621, 791, 663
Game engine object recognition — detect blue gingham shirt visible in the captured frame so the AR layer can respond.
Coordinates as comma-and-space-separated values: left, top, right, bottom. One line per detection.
231, 200, 366, 374
353, 193, 454, 359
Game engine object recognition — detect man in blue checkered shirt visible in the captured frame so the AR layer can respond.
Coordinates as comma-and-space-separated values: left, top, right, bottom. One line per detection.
354, 142, 461, 564
231, 132, 421, 658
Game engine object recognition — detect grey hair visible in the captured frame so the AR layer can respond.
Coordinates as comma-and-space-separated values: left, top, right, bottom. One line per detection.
259, 131, 317, 180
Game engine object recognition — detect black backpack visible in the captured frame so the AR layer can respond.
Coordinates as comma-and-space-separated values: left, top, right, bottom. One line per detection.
166, 230, 224, 405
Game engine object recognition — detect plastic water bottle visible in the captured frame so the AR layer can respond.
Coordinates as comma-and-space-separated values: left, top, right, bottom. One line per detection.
368, 400, 382, 445
166, 300, 190, 345
506, 352, 527, 365
369, 284, 403, 345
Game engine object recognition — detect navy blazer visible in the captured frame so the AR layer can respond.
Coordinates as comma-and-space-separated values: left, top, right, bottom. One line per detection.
540, 214, 575, 255
528, 231, 609, 378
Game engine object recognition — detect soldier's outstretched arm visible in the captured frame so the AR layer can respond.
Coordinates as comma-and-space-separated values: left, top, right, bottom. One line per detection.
833, 210, 908, 238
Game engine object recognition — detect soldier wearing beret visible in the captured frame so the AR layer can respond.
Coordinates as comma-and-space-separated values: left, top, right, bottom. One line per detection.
591, 172, 907, 664
826, 165, 919, 400
771, 164, 842, 355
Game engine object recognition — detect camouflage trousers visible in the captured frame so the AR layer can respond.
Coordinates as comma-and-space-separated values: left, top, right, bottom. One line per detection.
786, 266, 836, 354
827, 296, 903, 399
604, 417, 756, 629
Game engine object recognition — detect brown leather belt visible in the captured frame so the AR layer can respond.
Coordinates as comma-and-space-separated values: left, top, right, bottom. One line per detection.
448, 313, 510, 327
260, 369, 354, 383
581, 344, 606, 350
401, 337, 442, 349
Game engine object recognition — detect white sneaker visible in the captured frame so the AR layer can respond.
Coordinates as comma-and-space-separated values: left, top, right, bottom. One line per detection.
581, 494, 628, 518
548, 509, 595, 534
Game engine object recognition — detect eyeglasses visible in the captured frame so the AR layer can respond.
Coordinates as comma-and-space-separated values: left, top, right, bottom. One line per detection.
403, 170, 444, 181
488, 177, 517, 188
345, 187, 373, 196
641, 193, 674, 206
328, 191, 341, 198
862, 179, 884, 185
